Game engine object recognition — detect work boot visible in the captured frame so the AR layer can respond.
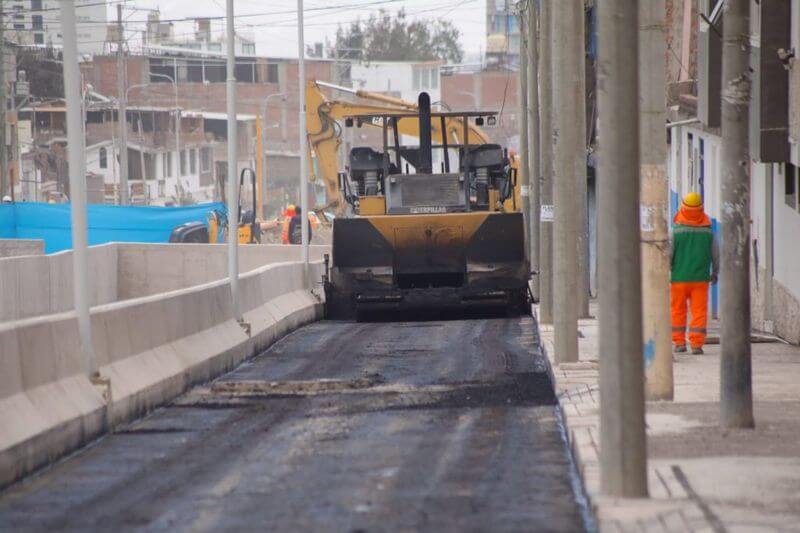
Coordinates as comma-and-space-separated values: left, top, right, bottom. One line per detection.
674, 345, 687, 353
691, 347, 704, 355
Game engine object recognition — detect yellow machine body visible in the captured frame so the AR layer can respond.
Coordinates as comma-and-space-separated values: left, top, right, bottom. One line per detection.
327, 211, 529, 318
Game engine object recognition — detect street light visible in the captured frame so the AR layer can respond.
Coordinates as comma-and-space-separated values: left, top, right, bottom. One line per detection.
126, 72, 180, 200
262, 92, 286, 218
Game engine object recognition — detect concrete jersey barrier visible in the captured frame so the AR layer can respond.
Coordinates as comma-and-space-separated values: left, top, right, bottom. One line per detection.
0, 259, 325, 488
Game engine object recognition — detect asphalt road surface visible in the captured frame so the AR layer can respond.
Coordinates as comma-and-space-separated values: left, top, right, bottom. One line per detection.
0, 317, 587, 532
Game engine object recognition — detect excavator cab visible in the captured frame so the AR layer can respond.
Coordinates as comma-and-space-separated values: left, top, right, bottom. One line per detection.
326, 92, 530, 320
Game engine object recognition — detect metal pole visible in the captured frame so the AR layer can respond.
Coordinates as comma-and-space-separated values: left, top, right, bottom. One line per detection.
0, 0, 7, 200
138, 114, 146, 200
518, 10, 531, 264
226, 0, 240, 320
60, 0, 96, 376
597, 0, 647, 498
298, 0, 309, 280
527, 1, 540, 298
552, 0, 580, 362
639, 0, 673, 400
262, 92, 286, 220
720, 0, 754, 429
116, 4, 128, 205
174, 77, 180, 201
539, 0, 554, 324
262, 101, 268, 219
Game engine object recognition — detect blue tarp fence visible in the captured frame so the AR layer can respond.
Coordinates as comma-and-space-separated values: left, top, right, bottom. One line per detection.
0, 202, 226, 254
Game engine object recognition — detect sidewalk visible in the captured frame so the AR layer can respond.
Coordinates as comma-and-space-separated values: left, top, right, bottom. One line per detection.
538, 307, 800, 532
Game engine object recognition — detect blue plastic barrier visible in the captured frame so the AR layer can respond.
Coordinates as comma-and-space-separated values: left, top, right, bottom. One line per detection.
0, 202, 226, 253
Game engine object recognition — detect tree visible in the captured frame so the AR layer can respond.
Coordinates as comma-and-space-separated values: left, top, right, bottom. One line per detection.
330, 9, 464, 63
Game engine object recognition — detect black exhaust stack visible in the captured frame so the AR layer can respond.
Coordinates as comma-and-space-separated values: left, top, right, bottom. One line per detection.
418, 92, 433, 174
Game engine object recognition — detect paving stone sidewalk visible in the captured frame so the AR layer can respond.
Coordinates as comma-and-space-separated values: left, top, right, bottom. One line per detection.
537, 309, 800, 533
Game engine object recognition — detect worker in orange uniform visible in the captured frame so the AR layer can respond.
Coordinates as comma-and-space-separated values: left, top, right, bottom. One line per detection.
280, 204, 296, 244
671, 192, 719, 354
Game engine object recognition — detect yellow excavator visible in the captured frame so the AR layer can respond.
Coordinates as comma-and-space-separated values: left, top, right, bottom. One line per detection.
306, 81, 530, 319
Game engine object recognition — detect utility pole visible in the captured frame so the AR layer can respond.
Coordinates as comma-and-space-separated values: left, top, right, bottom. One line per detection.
639, 0, 673, 400
574, 0, 590, 319
518, 8, 531, 263
116, 4, 129, 205
297, 0, 309, 280
60, 0, 96, 376
0, 0, 7, 200
597, 0, 648, 498
527, 0, 540, 297
720, 0, 754, 429
226, 0, 240, 320
552, 0, 581, 362
539, 0, 554, 324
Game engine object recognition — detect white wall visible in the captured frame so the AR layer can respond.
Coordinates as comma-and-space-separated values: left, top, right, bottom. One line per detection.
40, 0, 108, 56
351, 61, 442, 104
773, 164, 800, 300
669, 126, 723, 223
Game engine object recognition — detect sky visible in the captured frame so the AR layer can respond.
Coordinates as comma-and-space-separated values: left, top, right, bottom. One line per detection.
117, 0, 488, 60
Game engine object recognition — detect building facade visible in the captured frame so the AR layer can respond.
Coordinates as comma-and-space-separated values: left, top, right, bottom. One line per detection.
485, 0, 521, 69
5, 0, 108, 56
668, 0, 800, 343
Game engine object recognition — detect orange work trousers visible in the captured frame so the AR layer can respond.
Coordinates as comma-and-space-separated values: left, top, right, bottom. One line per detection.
670, 281, 709, 349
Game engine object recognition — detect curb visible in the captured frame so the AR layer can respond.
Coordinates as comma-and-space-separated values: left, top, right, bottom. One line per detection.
536, 319, 717, 533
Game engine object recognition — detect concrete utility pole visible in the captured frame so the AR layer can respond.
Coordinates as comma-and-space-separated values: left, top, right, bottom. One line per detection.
551, 0, 582, 362
720, 0, 754, 429
518, 9, 531, 263
226, 0, 240, 320
116, 4, 129, 205
538, 0, 554, 324
0, 0, 7, 200
639, 0, 673, 400
575, 6, 590, 321
60, 0, 96, 376
297, 0, 309, 279
527, 0, 540, 296
597, 0, 648, 498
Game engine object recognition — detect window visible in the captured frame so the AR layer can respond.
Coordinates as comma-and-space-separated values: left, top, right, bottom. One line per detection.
266, 63, 279, 84
99, 147, 107, 169
31, 0, 42, 9
235, 60, 256, 82
431, 67, 438, 89
180, 150, 187, 176
243, 43, 256, 55
32, 15, 43, 30
412, 68, 421, 91
208, 42, 222, 52
190, 148, 197, 174
786, 163, 798, 209
200, 147, 211, 173
13, 24, 24, 30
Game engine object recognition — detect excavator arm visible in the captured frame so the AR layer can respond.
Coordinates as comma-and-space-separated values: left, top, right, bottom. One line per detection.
305, 80, 494, 216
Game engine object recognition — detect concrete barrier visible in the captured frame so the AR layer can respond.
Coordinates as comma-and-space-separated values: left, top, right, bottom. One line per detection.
0, 239, 44, 258
116, 243, 329, 299
1, 242, 330, 322
0, 244, 118, 322
0, 258, 325, 488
